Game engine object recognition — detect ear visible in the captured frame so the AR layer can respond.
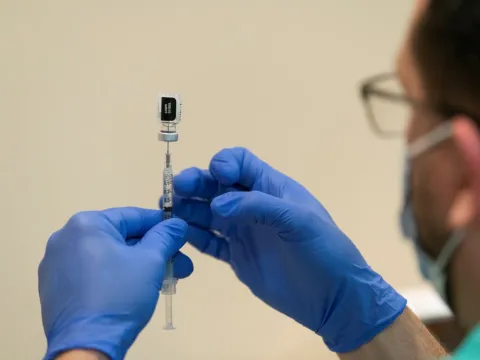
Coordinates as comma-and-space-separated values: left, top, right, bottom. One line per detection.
448, 116, 480, 228
415, 0, 429, 13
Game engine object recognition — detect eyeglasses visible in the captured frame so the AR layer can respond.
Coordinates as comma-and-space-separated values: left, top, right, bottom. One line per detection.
360, 72, 415, 138
360, 72, 472, 138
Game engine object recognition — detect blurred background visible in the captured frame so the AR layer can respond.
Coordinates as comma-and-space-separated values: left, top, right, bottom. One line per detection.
0, 0, 431, 358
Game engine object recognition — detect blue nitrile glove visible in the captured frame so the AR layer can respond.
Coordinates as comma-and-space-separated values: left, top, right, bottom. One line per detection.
38, 207, 193, 360
169, 147, 406, 353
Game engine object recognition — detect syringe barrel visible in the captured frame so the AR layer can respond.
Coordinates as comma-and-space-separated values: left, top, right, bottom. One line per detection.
162, 260, 176, 295
161, 162, 175, 294
163, 165, 173, 214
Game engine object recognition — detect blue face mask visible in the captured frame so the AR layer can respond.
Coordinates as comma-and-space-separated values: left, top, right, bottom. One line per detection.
400, 122, 465, 304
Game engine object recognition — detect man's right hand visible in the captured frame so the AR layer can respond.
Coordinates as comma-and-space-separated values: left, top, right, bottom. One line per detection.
168, 147, 407, 353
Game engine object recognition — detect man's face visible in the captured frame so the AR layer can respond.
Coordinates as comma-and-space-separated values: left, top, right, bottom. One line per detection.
397, 0, 462, 261
397, 0, 480, 330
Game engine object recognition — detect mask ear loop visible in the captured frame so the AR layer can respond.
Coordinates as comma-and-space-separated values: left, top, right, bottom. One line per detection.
408, 122, 453, 159
407, 120, 464, 271
406, 121, 463, 303
435, 229, 466, 309
435, 229, 466, 273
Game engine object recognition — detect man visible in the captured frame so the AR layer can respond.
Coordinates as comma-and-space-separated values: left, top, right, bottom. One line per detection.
38, 0, 480, 359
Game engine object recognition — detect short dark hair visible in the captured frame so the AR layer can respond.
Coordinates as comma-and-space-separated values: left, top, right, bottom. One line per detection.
413, 1, 480, 119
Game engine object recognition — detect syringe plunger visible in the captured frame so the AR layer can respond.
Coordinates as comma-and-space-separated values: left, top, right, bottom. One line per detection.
162, 259, 176, 330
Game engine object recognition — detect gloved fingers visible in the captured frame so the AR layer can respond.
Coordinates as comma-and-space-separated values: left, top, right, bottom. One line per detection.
208, 147, 264, 189
126, 237, 141, 246
209, 147, 288, 196
211, 191, 305, 236
171, 195, 212, 229
169, 167, 247, 207
172, 251, 194, 279
186, 225, 231, 262
139, 218, 188, 260
101, 207, 163, 239
173, 168, 219, 200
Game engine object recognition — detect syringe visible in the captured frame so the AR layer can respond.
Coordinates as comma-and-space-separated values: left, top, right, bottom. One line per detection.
157, 94, 182, 331
161, 145, 176, 330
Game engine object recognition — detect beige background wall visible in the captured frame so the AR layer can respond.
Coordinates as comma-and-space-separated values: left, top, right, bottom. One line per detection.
1, 1, 421, 359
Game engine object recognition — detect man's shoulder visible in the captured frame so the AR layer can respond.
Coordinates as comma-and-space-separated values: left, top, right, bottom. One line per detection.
449, 326, 480, 360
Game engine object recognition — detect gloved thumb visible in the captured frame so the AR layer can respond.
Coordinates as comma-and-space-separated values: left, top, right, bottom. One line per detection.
211, 191, 319, 240
140, 218, 188, 260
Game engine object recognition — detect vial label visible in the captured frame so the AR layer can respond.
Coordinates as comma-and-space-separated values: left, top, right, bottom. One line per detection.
161, 97, 177, 121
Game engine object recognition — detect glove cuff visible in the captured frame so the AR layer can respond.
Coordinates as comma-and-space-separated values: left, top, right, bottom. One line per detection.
319, 270, 407, 353
44, 320, 134, 360
45, 343, 116, 360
